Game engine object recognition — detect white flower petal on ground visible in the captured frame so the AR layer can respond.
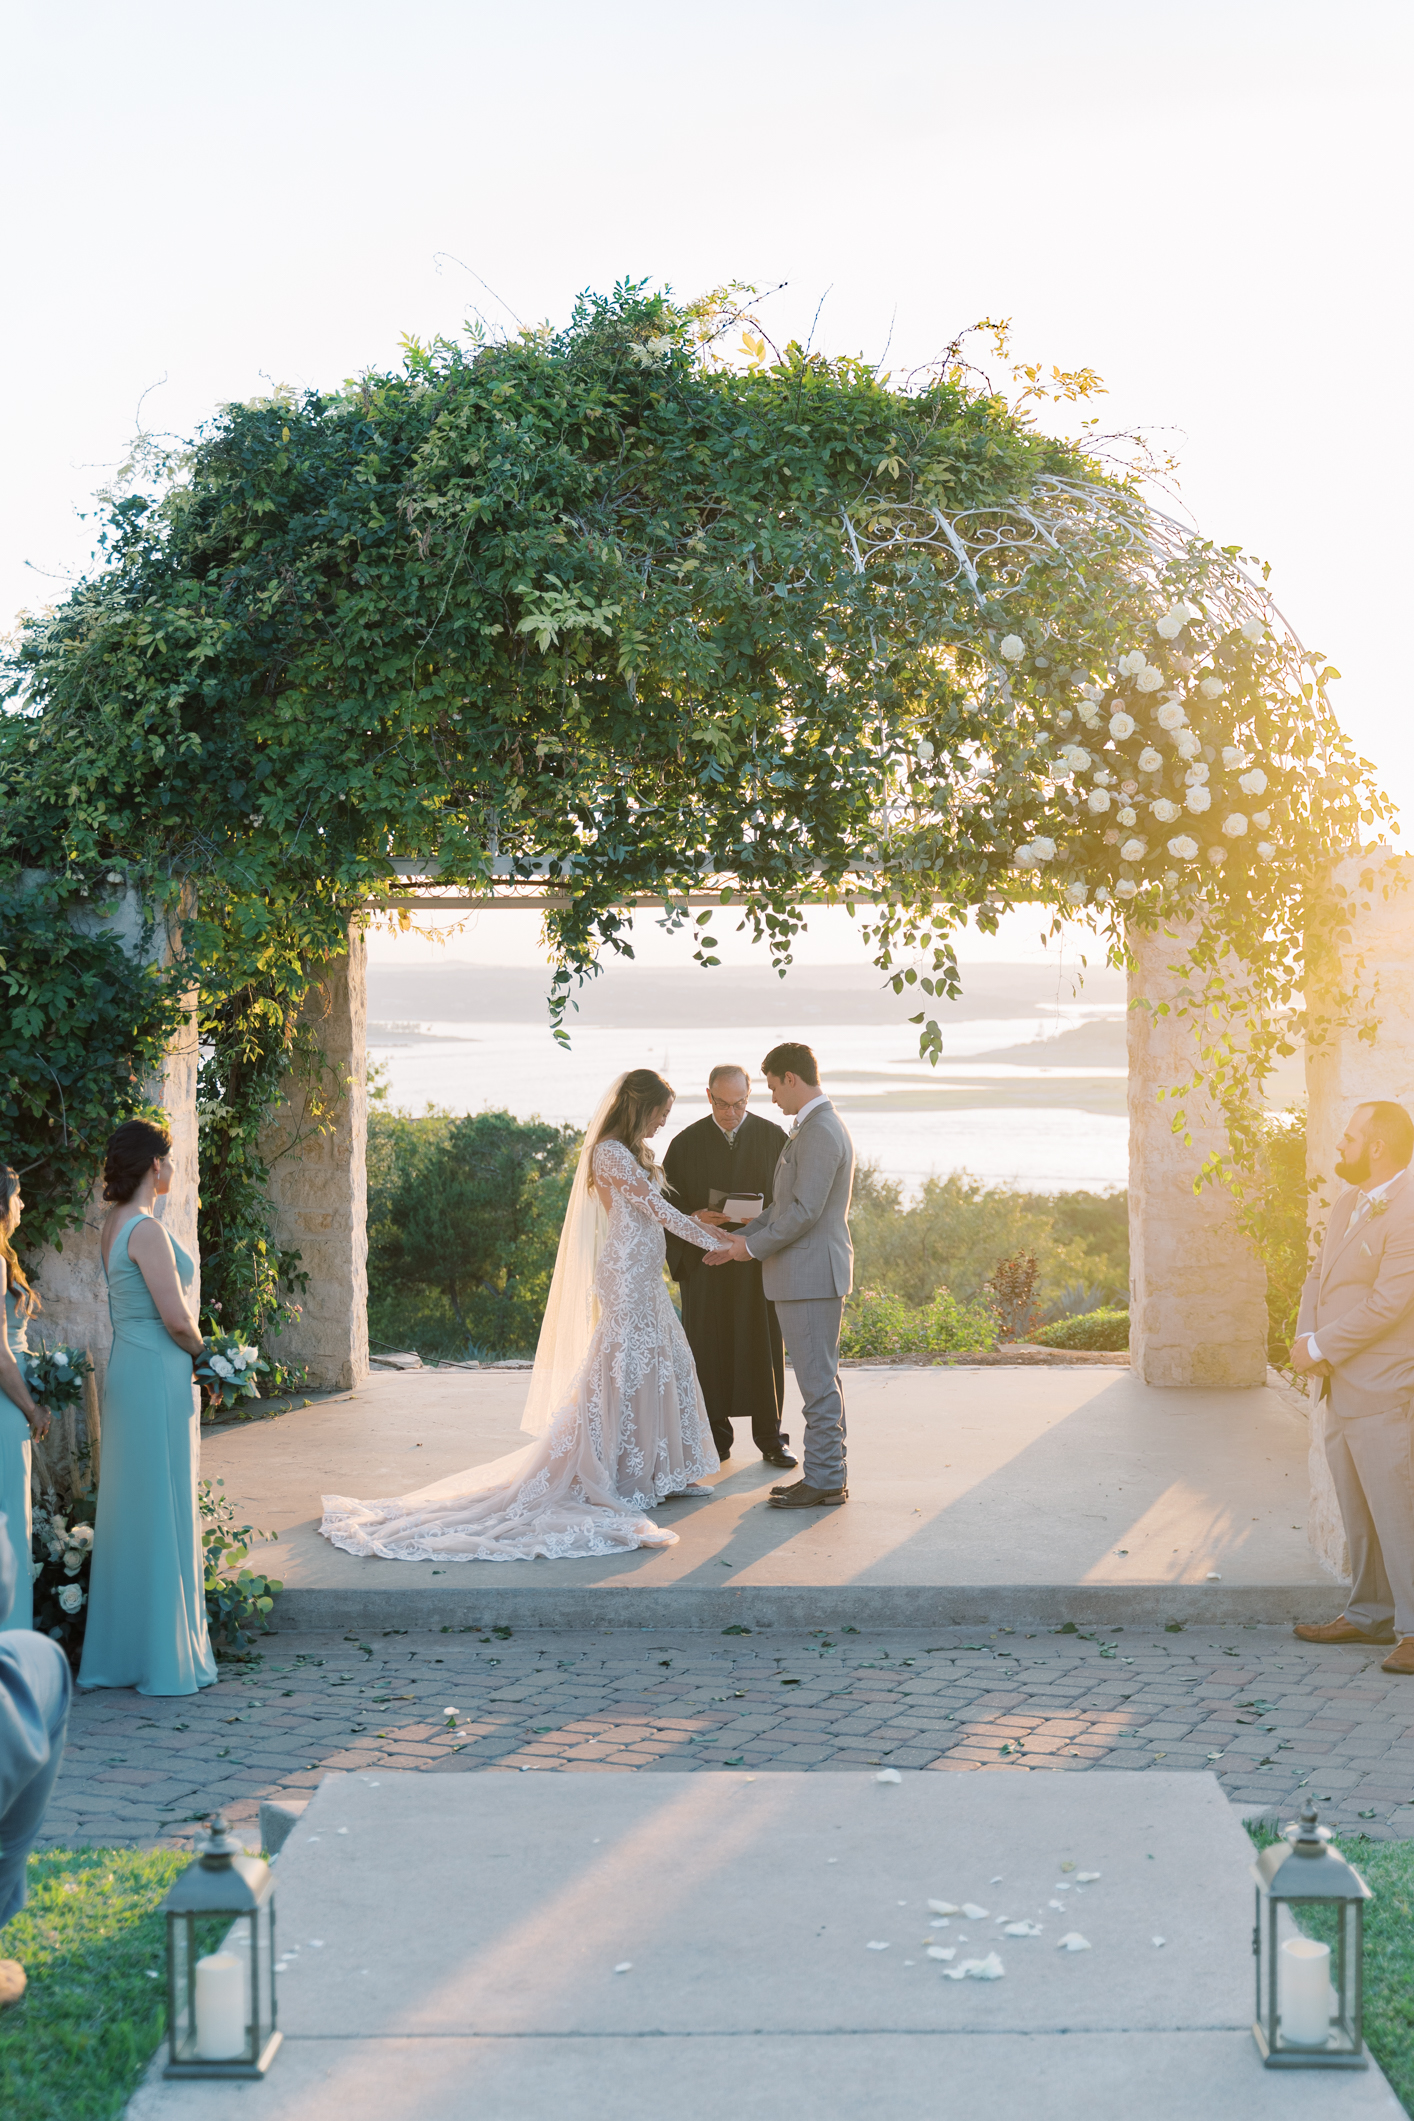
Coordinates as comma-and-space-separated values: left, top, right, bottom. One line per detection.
999, 634, 1025, 661
614, 1962, 633, 1973
928, 1900, 960, 1915
1108, 711, 1136, 740
960, 1904, 990, 1921
1150, 798, 1181, 824
1076, 1872, 1101, 1883
1135, 667, 1164, 692
1003, 1921, 1043, 1936
875, 1769, 902, 1784
1238, 768, 1267, 795
944, 1953, 1005, 1981
1156, 702, 1187, 731
926, 1945, 956, 1961
1167, 835, 1199, 860
1152, 1936, 1167, 1948
1057, 1933, 1092, 1952
866, 1941, 891, 1951
1185, 786, 1212, 814
1222, 813, 1249, 837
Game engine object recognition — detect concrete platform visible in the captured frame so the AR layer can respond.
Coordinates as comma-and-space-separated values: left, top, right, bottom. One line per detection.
125, 1771, 1400, 2118
203, 1366, 1343, 1632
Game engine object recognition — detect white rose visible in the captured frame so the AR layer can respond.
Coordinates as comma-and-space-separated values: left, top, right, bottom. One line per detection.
1135, 667, 1164, 693
1251, 810, 1270, 828
1086, 789, 1111, 814
1241, 617, 1266, 643
1117, 649, 1147, 677
1064, 881, 1089, 904
1256, 841, 1275, 858
240, 1345, 260, 1365
1116, 807, 1137, 827
57, 1584, 85, 1614
71, 1524, 94, 1544
1175, 731, 1202, 760
1137, 747, 1164, 773
1079, 683, 1101, 701
1115, 877, 1139, 899
1238, 768, 1267, 795
210, 1355, 235, 1379
1029, 837, 1056, 862
1150, 798, 1181, 823
1156, 615, 1181, 640
1221, 745, 1244, 768
1077, 706, 1101, 730
1184, 761, 1210, 784
1120, 838, 1148, 861
1055, 708, 1074, 728
54, 1351, 70, 1370
1185, 786, 1212, 813
916, 739, 935, 764
1222, 813, 1249, 837
1156, 703, 1187, 731
1094, 885, 1111, 905
1199, 675, 1225, 698
1092, 768, 1113, 786
999, 635, 1026, 662
1059, 745, 1091, 771
1167, 835, 1199, 860
1108, 711, 1136, 740
63, 1551, 84, 1575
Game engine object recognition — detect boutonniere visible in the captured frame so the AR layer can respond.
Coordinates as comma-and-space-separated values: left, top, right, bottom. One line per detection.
1369, 1198, 1391, 1219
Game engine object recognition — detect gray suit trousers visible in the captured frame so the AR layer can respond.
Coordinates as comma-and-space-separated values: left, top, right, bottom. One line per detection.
774, 1298, 846, 1489
1324, 1397, 1414, 1638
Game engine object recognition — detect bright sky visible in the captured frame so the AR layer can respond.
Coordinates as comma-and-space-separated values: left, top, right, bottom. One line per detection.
7, 0, 1410, 988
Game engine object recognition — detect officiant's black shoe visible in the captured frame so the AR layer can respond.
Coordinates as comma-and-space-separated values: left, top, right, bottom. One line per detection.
763, 1446, 797, 1469
767, 1483, 847, 1509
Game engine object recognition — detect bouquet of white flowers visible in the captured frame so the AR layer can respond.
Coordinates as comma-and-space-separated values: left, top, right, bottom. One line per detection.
25, 1340, 94, 1413
194, 1335, 269, 1410
32, 1502, 95, 1654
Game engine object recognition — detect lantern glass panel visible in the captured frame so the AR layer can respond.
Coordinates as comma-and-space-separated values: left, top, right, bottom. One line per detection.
167, 1915, 194, 2065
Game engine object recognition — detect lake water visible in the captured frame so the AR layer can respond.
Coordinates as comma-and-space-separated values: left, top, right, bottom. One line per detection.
367, 1007, 1130, 1196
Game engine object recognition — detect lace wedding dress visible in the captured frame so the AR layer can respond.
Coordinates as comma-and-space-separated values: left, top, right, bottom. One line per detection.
319, 1138, 720, 1562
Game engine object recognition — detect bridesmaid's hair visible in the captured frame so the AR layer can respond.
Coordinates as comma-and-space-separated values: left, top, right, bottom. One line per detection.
0, 1164, 38, 1317
102, 1119, 173, 1204
589, 1069, 674, 1186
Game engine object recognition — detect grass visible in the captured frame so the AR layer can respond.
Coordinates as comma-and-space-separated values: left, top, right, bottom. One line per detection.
1248, 1824, 1414, 2112
0, 1847, 225, 2121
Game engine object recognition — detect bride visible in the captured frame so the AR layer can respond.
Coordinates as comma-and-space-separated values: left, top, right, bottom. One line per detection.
320, 1070, 729, 1562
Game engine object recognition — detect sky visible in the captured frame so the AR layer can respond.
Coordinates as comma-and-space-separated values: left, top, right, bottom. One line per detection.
6, 0, 1410, 985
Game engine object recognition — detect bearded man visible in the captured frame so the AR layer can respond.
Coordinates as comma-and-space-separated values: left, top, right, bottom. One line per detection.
1291, 1099, 1414, 1675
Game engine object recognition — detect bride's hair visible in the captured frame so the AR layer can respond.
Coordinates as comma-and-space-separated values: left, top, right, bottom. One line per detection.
589, 1069, 674, 1186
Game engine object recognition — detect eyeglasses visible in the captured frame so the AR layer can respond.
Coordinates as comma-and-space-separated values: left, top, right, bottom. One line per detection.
709, 1093, 749, 1114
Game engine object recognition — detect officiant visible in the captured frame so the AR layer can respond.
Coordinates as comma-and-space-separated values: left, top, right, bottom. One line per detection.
664, 1067, 797, 1469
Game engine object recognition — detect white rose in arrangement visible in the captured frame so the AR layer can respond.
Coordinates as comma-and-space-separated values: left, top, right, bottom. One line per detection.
1120, 838, 1148, 861
1156, 702, 1187, 731
916, 739, 935, 764
1199, 675, 1225, 698
1064, 881, 1089, 904
999, 635, 1026, 662
1086, 789, 1111, 814
1055, 708, 1074, 728
57, 1584, 85, 1615
71, 1524, 94, 1544
1108, 711, 1136, 740
46, 1542, 64, 1564
1094, 885, 1111, 905
1175, 731, 1202, 760
1251, 810, 1271, 828
54, 1351, 70, 1370
1092, 768, 1113, 786
1207, 845, 1228, 865
1151, 797, 1181, 823
1238, 768, 1267, 795
210, 1355, 235, 1379
1221, 746, 1244, 768
1117, 649, 1147, 677
1116, 807, 1137, 827
239, 1345, 260, 1365
1222, 813, 1249, 837
1079, 683, 1102, 701
1241, 616, 1266, 644
1115, 877, 1139, 899
1167, 835, 1199, 860
1156, 604, 1190, 639
1135, 667, 1164, 693
1185, 785, 1212, 813
1184, 761, 1210, 784
1058, 745, 1091, 771
1077, 706, 1102, 729
64, 1551, 83, 1575
1257, 840, 1275, 858
1029, 837, 1056, 862
1137, 746, 1164, 773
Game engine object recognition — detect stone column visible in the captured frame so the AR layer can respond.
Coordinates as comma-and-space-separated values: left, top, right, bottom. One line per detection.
28, 887, 198, 1407
1126, 918, 1268, 1387
258, 930, 368, 1391
1302, 847, 1414, 1576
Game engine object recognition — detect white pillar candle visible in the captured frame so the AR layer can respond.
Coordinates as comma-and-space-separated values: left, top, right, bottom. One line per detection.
1279, 1936, 1332, 2047
194, 1951, 247, 2061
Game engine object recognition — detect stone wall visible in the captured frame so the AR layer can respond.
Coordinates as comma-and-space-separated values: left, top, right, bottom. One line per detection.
1126, 918, 1268, 1388
258, 930, 369, 1391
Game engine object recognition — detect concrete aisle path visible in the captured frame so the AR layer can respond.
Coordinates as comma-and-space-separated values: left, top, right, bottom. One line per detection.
203, 1366, 1340, 1630
126, 1770, 1400, 2120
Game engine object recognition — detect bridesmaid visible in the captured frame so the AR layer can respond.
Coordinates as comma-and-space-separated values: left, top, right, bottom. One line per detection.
78, 1121, 217, 1697
0, 1166, 51, 1635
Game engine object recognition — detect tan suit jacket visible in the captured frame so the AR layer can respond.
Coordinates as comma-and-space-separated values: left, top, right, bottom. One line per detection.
1297, 1170, 1414, 1417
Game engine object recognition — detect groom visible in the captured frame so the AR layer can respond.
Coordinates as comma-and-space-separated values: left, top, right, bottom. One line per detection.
706, 1043, 854, 1508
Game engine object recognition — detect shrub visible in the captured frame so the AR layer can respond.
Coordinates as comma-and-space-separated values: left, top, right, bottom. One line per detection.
841, 1286, 997, 1359
849, 1165, 1127, 1313
1030, 1307, 1130, 1352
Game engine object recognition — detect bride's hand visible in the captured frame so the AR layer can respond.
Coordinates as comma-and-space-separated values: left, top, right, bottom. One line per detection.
694, 1209, 730, 1226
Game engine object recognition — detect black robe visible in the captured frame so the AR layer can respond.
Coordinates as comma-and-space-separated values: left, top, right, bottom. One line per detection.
664, 1110, 790, 1457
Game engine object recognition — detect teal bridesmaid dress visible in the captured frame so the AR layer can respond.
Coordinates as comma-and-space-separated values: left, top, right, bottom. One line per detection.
78, 1217, 217, 1696
0, 1284, 34, 1635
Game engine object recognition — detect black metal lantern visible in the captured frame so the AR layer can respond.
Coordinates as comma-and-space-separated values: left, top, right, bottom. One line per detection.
1252, 1799, 1372, 2068
161, 1812, 281, 2078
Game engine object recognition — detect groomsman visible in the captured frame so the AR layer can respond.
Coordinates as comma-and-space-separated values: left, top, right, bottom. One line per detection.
1291, 1100, 1414, 1675
664, 1067, 796, 1469
0, 1512, 71, 2007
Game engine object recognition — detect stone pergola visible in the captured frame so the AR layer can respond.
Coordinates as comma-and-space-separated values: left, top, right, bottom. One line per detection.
34, 852, 1414, 1579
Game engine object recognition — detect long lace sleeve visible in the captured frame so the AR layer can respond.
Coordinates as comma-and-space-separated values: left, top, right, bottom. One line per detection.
593, 1141, 718, 1250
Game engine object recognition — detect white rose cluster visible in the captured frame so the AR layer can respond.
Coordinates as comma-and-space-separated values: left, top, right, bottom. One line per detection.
999, 634, 1026, 662
1013, 837, 1057, 869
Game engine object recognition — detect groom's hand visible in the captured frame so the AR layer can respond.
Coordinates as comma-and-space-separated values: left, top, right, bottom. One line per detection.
706, 1234, 752, 1266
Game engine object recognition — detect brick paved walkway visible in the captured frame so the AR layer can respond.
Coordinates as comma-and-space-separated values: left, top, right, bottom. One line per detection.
41, 1621, 1414, 1854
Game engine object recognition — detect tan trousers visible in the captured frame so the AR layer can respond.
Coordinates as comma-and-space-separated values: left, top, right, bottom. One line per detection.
1324, 1397, 1414, 1638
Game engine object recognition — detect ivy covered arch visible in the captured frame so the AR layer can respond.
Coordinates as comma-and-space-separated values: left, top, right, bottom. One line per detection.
0, 283, 1389, 1331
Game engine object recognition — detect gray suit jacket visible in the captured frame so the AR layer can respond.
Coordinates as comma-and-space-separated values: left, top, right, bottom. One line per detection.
743, 1099, 854, 1301
1297, 1171, 1414, 1416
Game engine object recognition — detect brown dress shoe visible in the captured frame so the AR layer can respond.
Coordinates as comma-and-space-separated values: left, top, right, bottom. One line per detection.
1293, 1615, 1397, 1645
1381, 1638, 1414, 1675
0, 1960, 25, 2008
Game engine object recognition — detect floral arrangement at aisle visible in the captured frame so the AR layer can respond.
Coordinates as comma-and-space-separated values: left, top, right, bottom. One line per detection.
194, 1334, 269, 1410
31, 1502, 95, 1655
25, 1338, 94, 1412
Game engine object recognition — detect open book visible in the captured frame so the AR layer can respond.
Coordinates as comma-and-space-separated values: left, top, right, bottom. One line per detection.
709, 1188, 764, 1225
